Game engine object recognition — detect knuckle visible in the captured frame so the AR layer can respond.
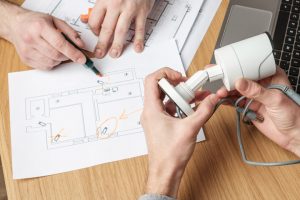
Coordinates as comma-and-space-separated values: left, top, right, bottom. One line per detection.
31, 19, 46, 31
73, 51, 84, 61
127, 3, 137, 12
111, 0, 123, 8
53, 38, 67, 49
162, 67, 171, 71
160, 67, 172, 74
135, 27, 145, 35
50, 50, 62, 60
248, 83, 263, 97
116, 26, 127, 35
22, 32, 34, 43
145, 74, 154, 84
101, 25, 114, 36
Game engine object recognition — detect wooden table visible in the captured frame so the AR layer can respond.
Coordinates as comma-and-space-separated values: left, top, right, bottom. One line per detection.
1, 0, 300, 199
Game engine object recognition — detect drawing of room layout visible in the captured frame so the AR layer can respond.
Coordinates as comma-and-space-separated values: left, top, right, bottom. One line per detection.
25, 69, 144, 149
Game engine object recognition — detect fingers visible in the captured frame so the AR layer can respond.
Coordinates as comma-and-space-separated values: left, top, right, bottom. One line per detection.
134, 13, 147, 53
194, 90, 212, 102
95, 11, 120, 58
41, 19, 86, 64
109, 12, 133, 58
216, 86, 229, 98
165, 90, 211, 116
89, 4, 106, 36
54, 18, 85, 48
34, 38, 67, 62
235, 78, 278, 106
26, 49, 61, 70
272, 67, 292, 86
144, 68, 183, 112
187, 94, 220, 131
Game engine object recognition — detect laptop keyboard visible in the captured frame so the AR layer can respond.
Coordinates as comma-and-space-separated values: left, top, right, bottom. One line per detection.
273, 0, 300, 94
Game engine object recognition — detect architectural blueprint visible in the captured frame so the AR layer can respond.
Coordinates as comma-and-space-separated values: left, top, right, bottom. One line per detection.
9, 41, 205, 179
22, 0, 203, 52
25, 69, 144, 150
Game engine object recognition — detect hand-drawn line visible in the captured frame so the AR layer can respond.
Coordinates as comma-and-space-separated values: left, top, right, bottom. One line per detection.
96, 117, 118, 140
119, 108, 143, 120
51, 128, 65, 143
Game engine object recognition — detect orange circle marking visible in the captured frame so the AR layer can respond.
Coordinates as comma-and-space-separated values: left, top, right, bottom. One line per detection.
96, 117, 118, 139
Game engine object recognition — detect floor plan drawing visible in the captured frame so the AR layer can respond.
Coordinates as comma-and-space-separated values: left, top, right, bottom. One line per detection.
25, 69, 144, 149
8, 40, 198, 179
22, 0, 204, 51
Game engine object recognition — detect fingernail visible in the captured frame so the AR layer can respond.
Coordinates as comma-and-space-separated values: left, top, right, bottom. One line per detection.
110, 48, 120, 58
95, 48, 104, 58
135, 43, 143, 52
236, 79, 248, 92
77, 56, 86, 64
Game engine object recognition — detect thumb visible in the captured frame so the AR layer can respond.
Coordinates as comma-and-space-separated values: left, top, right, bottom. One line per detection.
187, 94, 219, 131
235, 78, 273, 106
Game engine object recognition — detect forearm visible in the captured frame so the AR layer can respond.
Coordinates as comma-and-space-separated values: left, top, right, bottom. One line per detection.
0, 0, 22, 41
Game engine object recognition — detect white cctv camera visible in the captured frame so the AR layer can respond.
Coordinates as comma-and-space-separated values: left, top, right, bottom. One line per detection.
159, 33, 276, 116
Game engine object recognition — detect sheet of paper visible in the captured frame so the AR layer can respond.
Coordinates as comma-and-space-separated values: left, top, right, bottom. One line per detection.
181, 0, 222, 68
22, 0, 203, 52
9, 40, 205, 179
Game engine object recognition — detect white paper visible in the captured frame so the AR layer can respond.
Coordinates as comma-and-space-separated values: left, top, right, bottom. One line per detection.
22, 0, 203, 52
181, 0, 222, 68
9, 40, 205, 179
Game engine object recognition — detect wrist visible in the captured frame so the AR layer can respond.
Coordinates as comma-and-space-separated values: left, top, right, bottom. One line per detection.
286, 114, 300, 157
146, 163, 185, 198
0, 1, 24, 42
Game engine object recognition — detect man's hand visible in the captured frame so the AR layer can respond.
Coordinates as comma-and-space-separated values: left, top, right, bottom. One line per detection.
88, 0, 155, 58
141, 68, 219, 198
217, 67, 300, 157
0, 2, 86, 70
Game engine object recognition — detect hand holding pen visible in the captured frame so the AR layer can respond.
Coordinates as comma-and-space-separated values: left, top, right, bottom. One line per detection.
62, 32, 102, 77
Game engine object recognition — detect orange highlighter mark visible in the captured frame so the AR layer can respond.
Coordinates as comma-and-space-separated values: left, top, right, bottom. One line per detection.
80, 8, 93, 23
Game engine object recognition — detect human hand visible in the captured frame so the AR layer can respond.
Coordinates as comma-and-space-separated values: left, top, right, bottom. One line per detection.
217, 67, 300, 157
88, 0, 155, 58
7, 7, 86, 70
141, 68, 219, 197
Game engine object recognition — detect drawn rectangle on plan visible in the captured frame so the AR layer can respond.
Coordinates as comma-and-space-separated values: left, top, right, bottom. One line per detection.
50, 104, 86, 144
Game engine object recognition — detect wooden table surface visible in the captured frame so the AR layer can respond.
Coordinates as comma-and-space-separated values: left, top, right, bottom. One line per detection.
1, 0, 300, 199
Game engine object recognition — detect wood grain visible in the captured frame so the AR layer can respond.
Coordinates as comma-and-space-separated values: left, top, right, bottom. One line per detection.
0, 0, 299, 199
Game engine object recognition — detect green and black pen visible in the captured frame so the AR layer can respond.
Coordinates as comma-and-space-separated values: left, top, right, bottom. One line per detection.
62, 33, 102, 77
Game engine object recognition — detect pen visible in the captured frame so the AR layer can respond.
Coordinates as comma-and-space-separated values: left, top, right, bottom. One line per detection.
62, 32, 102, 77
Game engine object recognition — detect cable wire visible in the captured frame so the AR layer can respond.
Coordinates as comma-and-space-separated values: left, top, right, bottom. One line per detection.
175, 84, 300, 166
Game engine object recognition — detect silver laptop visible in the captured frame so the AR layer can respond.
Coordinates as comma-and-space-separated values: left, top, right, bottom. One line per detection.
208, 0, 300, 94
